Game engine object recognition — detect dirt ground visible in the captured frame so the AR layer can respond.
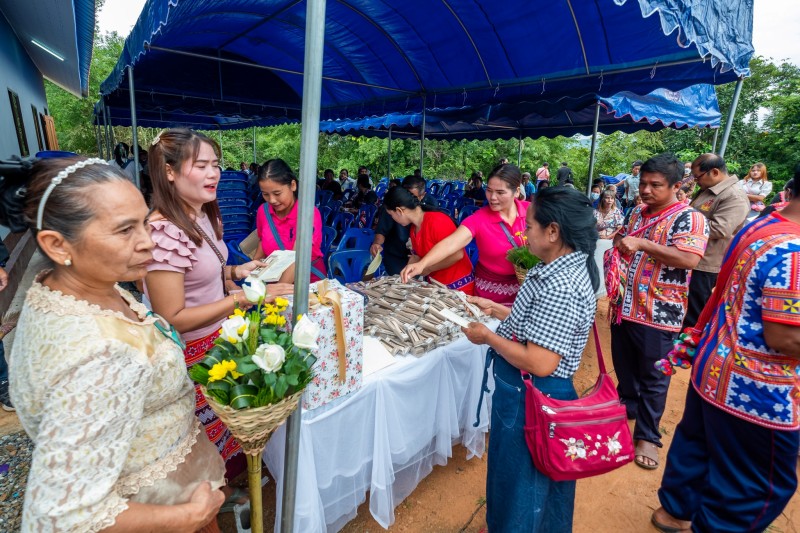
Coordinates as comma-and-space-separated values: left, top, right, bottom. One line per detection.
3, 300, 799, 532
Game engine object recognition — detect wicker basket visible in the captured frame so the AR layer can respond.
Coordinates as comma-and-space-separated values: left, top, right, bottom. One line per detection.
201, 387, 303, 455
514, 264, 529, 285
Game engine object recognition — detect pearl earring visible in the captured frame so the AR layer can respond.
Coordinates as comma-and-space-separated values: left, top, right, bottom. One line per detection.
64, 258, 72, 267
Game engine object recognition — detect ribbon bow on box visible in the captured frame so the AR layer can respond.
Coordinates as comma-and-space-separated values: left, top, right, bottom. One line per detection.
309, 280, 347, 384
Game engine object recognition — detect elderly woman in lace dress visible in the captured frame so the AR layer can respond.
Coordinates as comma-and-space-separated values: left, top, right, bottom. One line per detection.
10, 157, 225, 532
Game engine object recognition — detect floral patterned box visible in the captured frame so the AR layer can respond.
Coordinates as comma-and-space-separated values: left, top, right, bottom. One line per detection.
285, 279, 364, 410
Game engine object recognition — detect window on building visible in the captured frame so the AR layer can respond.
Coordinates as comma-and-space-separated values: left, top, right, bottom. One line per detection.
39, 113, 50, 150
31, 105, 43, 152
7, 90, 29, 157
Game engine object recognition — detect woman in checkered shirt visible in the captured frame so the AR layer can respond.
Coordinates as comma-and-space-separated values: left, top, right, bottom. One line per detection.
463, 186, 599, 532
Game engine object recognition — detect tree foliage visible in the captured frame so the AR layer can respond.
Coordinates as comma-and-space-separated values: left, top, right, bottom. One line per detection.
46, 34, 800, 195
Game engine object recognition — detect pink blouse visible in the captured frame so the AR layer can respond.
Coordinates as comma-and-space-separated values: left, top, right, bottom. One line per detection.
255, 201, 326, 281
460, 198, 529, 276
145, 215, 228, 342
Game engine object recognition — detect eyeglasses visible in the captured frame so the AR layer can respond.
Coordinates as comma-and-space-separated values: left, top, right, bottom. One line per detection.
693, 170, 709, 181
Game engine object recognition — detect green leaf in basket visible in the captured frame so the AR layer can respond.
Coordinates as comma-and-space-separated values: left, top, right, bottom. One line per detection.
259, 328, 278, 344
188, 364, 210, 385
275, 375, 289, 398
229, 384, 259, 410
230, 355, 259, 375
207, 380, 231, 405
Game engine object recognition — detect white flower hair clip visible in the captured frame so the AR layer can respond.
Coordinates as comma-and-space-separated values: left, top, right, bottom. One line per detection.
151, 129, 166, 147
36, 158, 109, 230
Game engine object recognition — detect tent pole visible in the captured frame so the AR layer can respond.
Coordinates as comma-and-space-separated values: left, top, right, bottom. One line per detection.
711, 128, 719, 153
516, 133, 523, 167
718, 78, 743, 158
94, 123, 103, 158
281, 1, 326, 532
128, 66, 141, 190
419, 98, 426, 177
253, 126, 257, 164
218, 131, 224, 167
586, 101, 601, 195
387, 126, 392, 179
102, 98, 111, 158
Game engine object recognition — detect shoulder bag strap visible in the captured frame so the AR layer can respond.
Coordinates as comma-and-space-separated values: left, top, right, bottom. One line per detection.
499, 222, 518, 248
263, 204, 286, 250
592, 322, 608, 375
264, 204, 326, 279
193, 221, 228, 295
625, 202, 685, 238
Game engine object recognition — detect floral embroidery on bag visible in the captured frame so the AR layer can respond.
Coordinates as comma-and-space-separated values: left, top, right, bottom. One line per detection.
561, 432, 623, 461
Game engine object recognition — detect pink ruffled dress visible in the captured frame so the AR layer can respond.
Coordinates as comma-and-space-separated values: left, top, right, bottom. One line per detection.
144, 216, 244, 479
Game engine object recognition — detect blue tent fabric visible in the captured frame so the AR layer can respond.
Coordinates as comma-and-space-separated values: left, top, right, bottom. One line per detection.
74, 0, 96, 97
100, 0, 752, 122
317, 84, 720, 140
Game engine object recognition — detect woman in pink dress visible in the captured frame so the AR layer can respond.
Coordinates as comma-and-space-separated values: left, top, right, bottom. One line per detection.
402, 164, 528, 306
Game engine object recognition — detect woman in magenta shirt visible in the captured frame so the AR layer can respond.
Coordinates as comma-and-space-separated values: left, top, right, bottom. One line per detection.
255, 158, 326, 281
402, 164, 528, 306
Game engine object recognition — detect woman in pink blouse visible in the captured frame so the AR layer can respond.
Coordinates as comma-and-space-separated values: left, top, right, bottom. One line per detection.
144, 129, 292, 489
402, 164, 528, 306
254, 159, 326, 281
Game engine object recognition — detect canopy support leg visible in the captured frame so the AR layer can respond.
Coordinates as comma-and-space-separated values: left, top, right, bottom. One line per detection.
94, 124, 103, 159
281, 0, 326, 531
387, 126, 392, 179
517, 133, 523, 167
718, 78, 743, 159
253, 126, 257, 164
102, 98, 111, 159
419, 99, 426, 177
711, 128, 719, 153
587, 101, 601, 195
128, 65, 141, 190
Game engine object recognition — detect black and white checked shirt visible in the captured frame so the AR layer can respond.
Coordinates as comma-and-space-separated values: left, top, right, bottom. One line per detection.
496, 251, 596, 378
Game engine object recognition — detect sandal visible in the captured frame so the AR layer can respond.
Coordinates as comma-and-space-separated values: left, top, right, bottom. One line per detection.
651, 507, 691, 532
634, 440, 659, 470
220, 487, 249, 514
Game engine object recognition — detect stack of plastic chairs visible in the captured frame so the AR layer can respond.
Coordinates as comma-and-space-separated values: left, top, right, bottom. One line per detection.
331, 211, 355, 245
218, 171, 253, 258
316, 189, 334, 207
375, 183, 388, 199
440, 181, 454, 197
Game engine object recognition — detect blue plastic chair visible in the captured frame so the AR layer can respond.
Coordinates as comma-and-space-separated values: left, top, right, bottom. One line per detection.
322, 225, 337, 258
428, 183, 441, 198
356, 204, 377, 228
437, 198, 449, 209
440, 181, 454, 197
375, 183, 388, 199
331, 211, 355, 244
458, 204, 480, 224
225, 240, 252, 265
318, 206, 332, 226
465, 240, 479, 266
453, 197, 475, 213
328, 250, 373, 284
328, 200, 343, 213
316, 189, 334, 207
337, 228, 375, 251
341, 189, 356, 204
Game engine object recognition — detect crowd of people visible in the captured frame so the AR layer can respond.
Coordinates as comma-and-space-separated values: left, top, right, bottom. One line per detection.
4, 126, 799, 532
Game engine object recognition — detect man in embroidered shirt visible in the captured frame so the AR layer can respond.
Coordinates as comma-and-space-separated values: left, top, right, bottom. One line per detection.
652, 173, 800, 533
611, 153, 709, 470
682, 153, 749, 329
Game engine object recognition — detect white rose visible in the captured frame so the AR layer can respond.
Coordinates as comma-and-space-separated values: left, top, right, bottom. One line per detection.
242, 277, 267, 303
292, 314, 320, 350
220, 315, 249, 344
253, 343, 286, 373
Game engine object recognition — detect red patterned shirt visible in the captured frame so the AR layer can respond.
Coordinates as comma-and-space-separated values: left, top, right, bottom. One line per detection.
619, 204, 709, 332
692, 214, 800, 429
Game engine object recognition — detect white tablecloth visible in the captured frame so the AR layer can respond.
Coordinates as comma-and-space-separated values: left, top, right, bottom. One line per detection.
263, 329, 497, 532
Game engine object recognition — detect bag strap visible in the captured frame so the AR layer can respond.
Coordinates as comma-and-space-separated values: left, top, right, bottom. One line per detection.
263, 204, 286, 251
519, 322, 608, 383
264, 204, 326, 280
499, 222, 518, 248
625, 202, 685, 238
193, 220, 228, 295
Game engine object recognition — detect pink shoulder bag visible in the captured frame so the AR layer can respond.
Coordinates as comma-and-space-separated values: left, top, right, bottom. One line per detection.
521, 323, 634, 481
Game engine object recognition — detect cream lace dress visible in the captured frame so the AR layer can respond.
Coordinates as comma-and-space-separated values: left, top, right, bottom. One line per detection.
9, 274, 225, 532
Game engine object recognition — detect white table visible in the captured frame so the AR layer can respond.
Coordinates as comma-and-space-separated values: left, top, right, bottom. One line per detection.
263, 330, 496, 532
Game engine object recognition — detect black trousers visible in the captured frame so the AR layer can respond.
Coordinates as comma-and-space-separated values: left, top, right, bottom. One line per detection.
682, 270, 718, 330
610, 320, 677, 446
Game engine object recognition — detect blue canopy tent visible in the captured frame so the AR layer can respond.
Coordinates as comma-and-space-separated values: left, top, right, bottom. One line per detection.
99, 0, 752, 127
318, 84, 721, 140
99, 1, 753, 531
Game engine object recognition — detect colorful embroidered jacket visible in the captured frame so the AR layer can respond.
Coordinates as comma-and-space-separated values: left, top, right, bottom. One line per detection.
619, 204, 709, 332
692, 214, 800, 430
